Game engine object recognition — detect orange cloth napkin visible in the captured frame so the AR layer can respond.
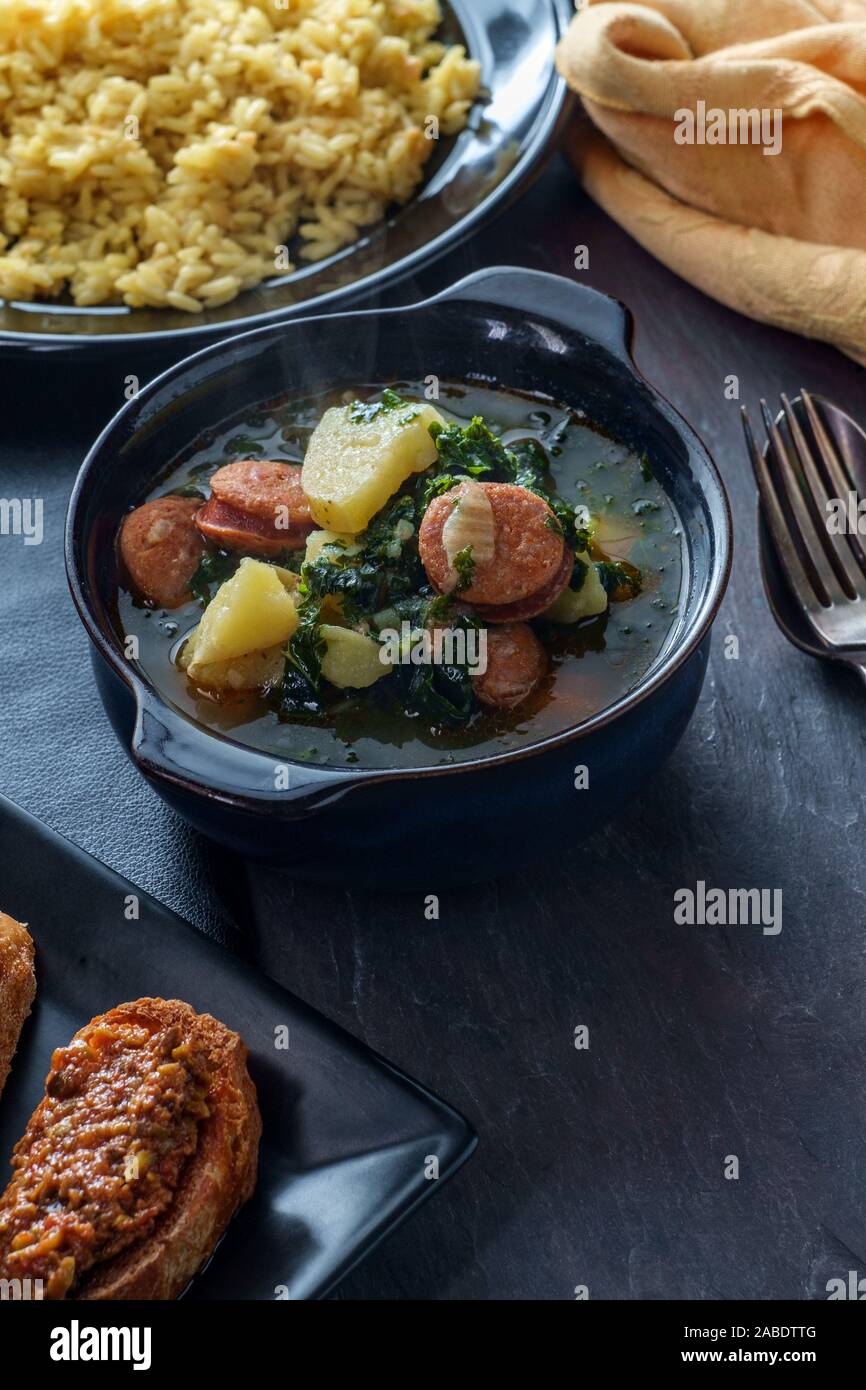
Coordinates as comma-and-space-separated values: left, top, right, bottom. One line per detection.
556, 0, 866, 365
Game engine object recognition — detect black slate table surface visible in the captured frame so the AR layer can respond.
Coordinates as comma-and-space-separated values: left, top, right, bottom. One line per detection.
2, 155, 865, 1301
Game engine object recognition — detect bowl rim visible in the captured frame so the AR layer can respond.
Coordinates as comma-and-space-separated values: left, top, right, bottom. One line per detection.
65, 266, 733, 807
0, 0, 575, 352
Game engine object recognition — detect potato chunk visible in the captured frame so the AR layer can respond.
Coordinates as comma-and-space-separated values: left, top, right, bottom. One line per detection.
302, 400, 444, 533
192, 557, 299, 665
273, 565, 301, 595
304, 529, 361, 565
543, 554, 608, 623
320, 625, 392, 689
180, 629, 285, 691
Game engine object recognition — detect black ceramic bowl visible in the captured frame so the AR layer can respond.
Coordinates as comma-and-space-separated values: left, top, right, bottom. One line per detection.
66, 267, 732, 888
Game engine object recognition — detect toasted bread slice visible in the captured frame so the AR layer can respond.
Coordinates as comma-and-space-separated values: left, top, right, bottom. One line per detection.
0, 997, 260, 1300
0, 913, 36, 1100
83, 999, 260, 1301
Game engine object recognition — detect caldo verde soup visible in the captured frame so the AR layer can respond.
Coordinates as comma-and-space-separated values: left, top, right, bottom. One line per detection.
115, 381, 685, 769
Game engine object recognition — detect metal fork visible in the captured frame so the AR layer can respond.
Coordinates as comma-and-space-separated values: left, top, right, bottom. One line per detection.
742, 391, 866, 654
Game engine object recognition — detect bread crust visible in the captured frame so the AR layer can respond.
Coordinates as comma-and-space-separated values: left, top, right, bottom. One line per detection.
0, 913, 36, 1100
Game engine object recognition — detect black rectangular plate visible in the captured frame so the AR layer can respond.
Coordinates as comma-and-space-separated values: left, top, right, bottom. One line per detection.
0, 793, 475, 1299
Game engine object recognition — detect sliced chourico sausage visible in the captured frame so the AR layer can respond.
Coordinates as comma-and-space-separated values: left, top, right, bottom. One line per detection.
470, 544, 574, 624
419, 481, 565, 608
119, 496, 206, 609
195, 459, 313, 556
473, 622, 548, 710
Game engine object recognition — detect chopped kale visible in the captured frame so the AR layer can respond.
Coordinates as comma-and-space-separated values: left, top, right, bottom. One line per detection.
187, 549, 238, 605
420, 471, 463, 509
349, 388, 418, 425
303, 553, 384, 620
407, 600, 481, 727
383, 590, 480, 636
428, 415, 508, 481
360, 495, 417, 561
371, 590, 436, 632
505, 436, 551, 490
569, 554, 589, 592
400, 660, 477, 729
452, 545, 475, 594
425, 591, 456, 625
302, 495, 422, 624
278, 595, 326, 719
366, 585, 481, 728
640, 452, 654, 482
597, 560, 642, 601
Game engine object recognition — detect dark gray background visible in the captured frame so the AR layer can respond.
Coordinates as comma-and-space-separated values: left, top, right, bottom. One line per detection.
2, 157, 865, 1300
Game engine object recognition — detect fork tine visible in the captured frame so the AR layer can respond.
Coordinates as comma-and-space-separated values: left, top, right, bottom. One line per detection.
741, 406, 824, 613
759, 398, 844, 605
801, 390, 866, 530
781, 394, 866, 596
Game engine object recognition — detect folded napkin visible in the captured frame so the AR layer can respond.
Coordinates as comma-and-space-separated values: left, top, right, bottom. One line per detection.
556, 0, 866, 365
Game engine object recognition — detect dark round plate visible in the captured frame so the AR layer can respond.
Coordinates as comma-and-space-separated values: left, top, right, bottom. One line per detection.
0, 0, 573, 357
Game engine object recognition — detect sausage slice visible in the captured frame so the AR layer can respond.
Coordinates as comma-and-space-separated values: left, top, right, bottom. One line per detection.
470, 545, 574, 624
419, 481, 565, 607
119, 496, 206, 609
196, 459, 313, 555
473, 622, 548, 710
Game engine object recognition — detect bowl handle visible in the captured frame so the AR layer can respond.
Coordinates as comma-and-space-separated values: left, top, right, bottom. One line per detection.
428, 266, 634, 362
131, 686, 357, 813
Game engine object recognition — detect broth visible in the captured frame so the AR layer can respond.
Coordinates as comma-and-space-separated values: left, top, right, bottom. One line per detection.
116, 380, 686, 769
